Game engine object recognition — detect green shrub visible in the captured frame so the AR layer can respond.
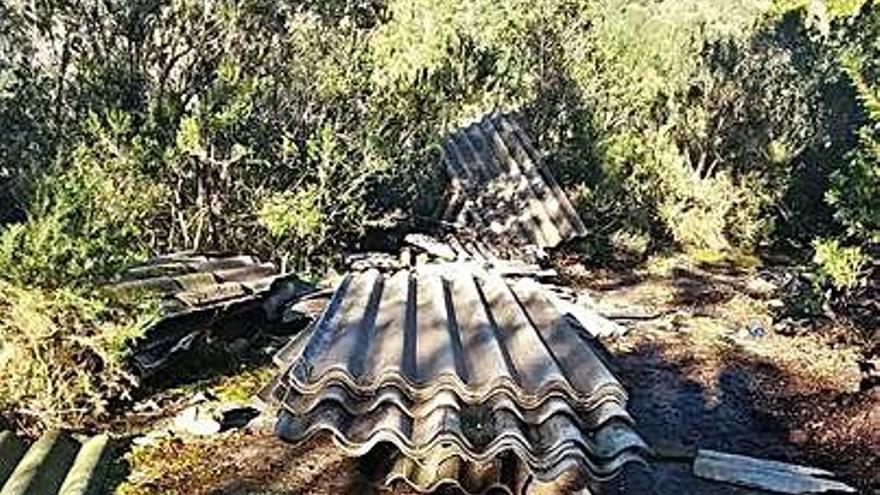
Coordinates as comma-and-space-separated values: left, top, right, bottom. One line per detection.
0, 111, 165, 431
830, 49, 880, 244
812, 238, 869, 290
0, 112, 166, 288
0, 281, 155, 433
610, 228, 651, 261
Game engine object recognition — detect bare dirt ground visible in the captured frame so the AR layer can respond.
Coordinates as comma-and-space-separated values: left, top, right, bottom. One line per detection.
111, 253, 878, 495
557, 253, 878, 494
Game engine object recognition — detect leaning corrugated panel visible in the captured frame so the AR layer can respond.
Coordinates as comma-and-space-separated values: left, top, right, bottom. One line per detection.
273, 265, 628, 409
440, 112, 587, 255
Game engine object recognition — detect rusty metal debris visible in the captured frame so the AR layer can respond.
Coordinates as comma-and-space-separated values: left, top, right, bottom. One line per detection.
263, 263, 647, 493
441, 112, 587, 257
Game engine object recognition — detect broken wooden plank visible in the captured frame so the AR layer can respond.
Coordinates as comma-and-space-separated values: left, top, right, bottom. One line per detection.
693, 449, 856, 494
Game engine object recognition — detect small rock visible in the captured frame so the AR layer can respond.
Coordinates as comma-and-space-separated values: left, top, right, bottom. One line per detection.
132, 434, 158, 447
767, 299, 785, 309
745, 276, 777, 297
218, 405, 261, 430
242, 412, 276, 434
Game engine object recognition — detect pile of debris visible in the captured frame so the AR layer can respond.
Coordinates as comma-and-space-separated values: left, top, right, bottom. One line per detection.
248, 112, 646, 493
260, 264, 648, 493
108, 253, 307, 374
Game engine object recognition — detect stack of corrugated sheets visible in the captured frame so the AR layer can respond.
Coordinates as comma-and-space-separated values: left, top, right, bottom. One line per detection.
263, 263, 647, 494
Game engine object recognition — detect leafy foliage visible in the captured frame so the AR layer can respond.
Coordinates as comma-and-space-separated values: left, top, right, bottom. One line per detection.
812, 238, 869, 290
0, 281, 155, 432
0, 113, 165, 288
832, 17, 880, 244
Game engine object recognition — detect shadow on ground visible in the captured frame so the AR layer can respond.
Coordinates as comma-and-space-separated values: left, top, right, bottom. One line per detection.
599, 338, 878, 494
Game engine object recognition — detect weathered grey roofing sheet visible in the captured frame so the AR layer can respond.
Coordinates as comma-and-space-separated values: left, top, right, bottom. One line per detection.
274, 405, 645, 477
441, 112, 587, 254
377, 450, 527, 495
371, 448, 595, 494
112, 253, 280, 315
269, 383, 630, 427
266, 262, 647, 490
274, 264, 627, 410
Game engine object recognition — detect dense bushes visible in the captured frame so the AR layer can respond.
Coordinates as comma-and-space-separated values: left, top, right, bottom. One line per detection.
0, 0, 877, 429
1, 0, 875, 269
0, 113, 165, 288
0, 281, 156, 432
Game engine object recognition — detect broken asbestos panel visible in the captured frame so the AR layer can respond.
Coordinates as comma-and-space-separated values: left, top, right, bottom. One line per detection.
440, 112, 587, 256
513, 278, 626, 338
693, 449, 856, 494
108, 253, 294, 374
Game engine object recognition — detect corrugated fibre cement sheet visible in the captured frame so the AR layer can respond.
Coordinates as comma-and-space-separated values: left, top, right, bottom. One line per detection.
272, 263, 628, 412
274, 404, 646, 476
440, 112, 588, 253
361, 447, 590, 495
